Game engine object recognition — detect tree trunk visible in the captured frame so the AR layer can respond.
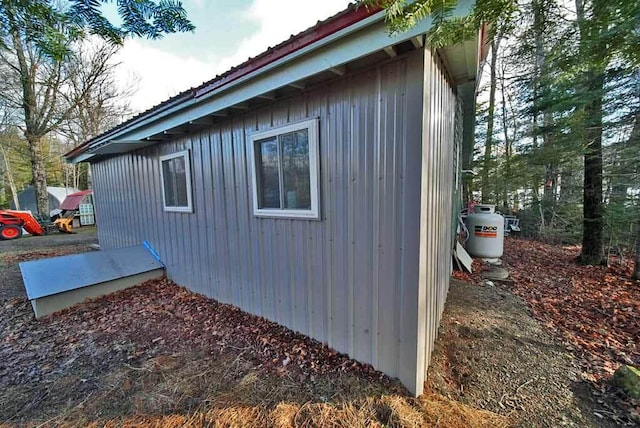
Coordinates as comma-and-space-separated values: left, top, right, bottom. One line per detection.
559, 169, 580, 204
580, 71, 604, 265
27, 135, 49, 215
78, 163, 90, 190
632, 116, 640, 279
532, 0, 558, 223
9, 28, 50, 215
542, 109, 557, 216
0, 143, 20, 209
0, 146, 5, 205
500, 65, 512, 212
481, 36, 501, 204
576, 0, 606, 265
635, 219, 640, 280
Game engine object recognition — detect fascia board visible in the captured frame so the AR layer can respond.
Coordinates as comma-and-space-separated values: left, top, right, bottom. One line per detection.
82, 0, 474, 157
73, 153, 95, 163
81, 11, 386, 155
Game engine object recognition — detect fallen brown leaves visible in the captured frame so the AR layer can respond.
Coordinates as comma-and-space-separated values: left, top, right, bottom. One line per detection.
1, 277, 395, 390
504, 238, 639, 379
73, 278, 398, 384
1, 275, 507, 427
503, 237, 639, 421
452, 259, 487, 282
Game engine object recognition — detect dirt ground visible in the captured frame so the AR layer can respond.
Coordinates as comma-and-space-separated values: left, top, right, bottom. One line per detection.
426, 279, 618, 427
0, 231, 628, 426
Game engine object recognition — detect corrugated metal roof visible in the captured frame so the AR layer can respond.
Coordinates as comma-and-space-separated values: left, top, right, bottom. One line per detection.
60, 189, 92, 211
64, 3, 377, 160
193, 4, 377, 99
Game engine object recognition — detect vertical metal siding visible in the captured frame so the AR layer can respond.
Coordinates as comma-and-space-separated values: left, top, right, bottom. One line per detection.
416, 48, 458, 395
90, 49, 436, 394
451, 96, 463, 240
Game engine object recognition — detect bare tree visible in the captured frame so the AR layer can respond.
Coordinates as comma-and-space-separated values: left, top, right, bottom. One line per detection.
0, 24, 121, 214
480, 34, 502, 204
635, 220, 640, 280
0, 143, 18, 208
0, 106, 21, 208
58, 42, 136, 190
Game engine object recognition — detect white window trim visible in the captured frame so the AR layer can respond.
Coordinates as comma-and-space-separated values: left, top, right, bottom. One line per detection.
249, 118, 320, 220
160, 150, 193, 213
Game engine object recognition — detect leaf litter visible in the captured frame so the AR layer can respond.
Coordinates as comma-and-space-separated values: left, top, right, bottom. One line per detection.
4, 233, 636, 426
502, 237, 639, 424
1, 252, 505, 427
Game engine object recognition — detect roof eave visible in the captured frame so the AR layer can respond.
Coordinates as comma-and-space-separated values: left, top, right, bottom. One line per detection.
65, 6, 383, 163
68, 0, 477, 163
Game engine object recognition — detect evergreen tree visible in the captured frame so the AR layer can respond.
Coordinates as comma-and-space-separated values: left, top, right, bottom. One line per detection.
362, 0, 640, 267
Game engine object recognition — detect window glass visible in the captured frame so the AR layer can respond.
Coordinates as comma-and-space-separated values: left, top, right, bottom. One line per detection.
256, 138, 281, 209
172, 156, 188, 207
281, 130, 311, 209
162, 159, 176, 206
250, 118, 319, 219
160, 151, 192, 212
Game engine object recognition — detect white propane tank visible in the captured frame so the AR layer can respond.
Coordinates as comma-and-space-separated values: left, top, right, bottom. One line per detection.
466, 204, 504, 258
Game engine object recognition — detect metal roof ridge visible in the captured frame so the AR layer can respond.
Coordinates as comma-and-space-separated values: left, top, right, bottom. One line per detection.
65, 3, 381, 160
193, 4, 377, 99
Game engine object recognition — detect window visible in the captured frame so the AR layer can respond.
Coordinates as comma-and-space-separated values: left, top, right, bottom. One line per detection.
250, 118, 320, 219
160, 150, 193, 212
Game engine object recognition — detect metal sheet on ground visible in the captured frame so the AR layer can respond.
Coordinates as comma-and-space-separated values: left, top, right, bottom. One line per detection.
20, 246, 164, 299
455, 242, 473, 273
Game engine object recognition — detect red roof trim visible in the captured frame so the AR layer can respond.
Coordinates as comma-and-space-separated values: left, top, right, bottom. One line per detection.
69, 190, 93, 197
65, 4, 381, 160
195, 6, 378, 99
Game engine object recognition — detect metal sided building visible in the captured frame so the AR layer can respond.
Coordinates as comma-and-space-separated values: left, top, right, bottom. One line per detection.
65, 3, 484, 396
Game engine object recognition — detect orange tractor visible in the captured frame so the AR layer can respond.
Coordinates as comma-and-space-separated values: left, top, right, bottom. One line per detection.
0, 210, 60, 240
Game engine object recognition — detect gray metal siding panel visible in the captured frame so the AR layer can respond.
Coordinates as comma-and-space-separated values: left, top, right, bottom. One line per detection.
90, 50, 427, 393
451, 96, 464, 239
418, 49, 457, 392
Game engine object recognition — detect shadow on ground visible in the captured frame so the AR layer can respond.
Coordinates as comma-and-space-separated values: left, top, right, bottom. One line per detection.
426, 279, 619, 428
0, 233, 616, 427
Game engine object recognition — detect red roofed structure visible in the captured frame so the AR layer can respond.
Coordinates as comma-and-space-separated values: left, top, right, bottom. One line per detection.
60, 190, 93, 211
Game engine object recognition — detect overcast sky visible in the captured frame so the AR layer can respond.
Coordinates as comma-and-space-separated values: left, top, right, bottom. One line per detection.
107, 0, 351, 113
